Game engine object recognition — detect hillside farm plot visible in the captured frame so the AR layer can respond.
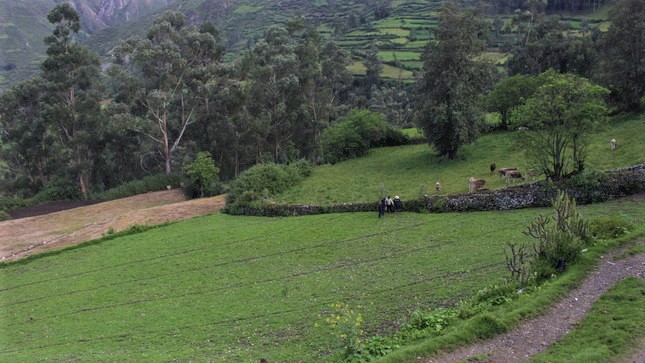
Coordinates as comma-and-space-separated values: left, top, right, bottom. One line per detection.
2, 196, 643, 361
0, 209, 532, 361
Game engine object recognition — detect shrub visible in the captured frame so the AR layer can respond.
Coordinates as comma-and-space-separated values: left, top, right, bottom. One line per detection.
97, 174, 181, 200
321, 109, 389, 164
183, 152, 222, 198
226, 161, 312, 208
0, 210, 11, 221
589, 215, 634, 239
524, 190, 590, 278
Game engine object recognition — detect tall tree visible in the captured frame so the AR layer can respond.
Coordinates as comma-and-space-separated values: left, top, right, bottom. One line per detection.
416, 0, 493, 159
512, 71, 609, 180
112, 11, 224, 174
600, 0, 645, 111
246, 25, 302, 163
0, 78, 57, 195
40, 3, 104, 199
363, 43, 383, 99
485, 74, 541, 130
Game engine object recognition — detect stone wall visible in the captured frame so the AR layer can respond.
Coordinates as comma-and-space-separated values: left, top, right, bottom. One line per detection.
224, 164, 645, 217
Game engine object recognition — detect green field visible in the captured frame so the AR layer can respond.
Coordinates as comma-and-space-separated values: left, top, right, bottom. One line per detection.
278, 113, 645, 205
2, 196, 643, 361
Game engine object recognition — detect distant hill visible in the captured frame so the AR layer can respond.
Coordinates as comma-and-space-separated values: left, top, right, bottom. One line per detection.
0, 0, 175, 90
0, 0, 612, 91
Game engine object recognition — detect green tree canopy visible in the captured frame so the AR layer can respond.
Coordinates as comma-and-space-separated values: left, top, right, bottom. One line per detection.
512, 71, 609, 180
600, 0, 645, 111
416, 0, 493, 159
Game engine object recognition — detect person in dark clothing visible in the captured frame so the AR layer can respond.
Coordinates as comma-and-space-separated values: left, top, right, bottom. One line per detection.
378, 198, 386, 218
393, 196, 402, 212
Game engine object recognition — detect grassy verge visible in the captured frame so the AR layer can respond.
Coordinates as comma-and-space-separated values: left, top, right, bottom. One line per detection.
529, 277, 644, 363
374, 225, 645, 363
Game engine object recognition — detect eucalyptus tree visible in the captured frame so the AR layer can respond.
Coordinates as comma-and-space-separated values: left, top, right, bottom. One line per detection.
416, 0, 493, 159
40, 3, 105, 199
600, 0, 644, 111
246, 25, 304, 163
0, 78, 58, 194
112, 11, 224, 174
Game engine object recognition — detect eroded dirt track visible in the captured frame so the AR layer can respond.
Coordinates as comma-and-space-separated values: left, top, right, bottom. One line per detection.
0, 190, 226, 261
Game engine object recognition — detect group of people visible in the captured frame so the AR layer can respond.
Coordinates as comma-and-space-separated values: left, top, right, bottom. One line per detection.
378, 195, 402, 217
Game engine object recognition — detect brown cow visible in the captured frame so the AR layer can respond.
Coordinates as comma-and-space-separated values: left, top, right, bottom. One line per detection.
468, 177, 486, 192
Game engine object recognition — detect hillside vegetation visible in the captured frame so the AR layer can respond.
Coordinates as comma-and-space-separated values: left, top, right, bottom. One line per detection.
277, 113, 645, 205
1, 196, 643, 361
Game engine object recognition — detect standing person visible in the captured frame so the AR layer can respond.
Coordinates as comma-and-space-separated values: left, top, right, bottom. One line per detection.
378, 198, 386, 218
393, 196, 402, 212
386, 195, 394, 213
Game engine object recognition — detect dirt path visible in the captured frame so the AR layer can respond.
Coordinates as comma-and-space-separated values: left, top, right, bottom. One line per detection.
0, 190, 226, 261
425, 245, 645, 363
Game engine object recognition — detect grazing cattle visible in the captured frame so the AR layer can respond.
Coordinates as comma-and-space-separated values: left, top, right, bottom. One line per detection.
610, 138, 617, 151
490, 162, 496, 175
435, 181, 442, 192
505, 169, 524, 183
468, 177, 486, 192
497, 167, 518, 177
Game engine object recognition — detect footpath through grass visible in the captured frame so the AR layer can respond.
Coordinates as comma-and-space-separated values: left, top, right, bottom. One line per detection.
1, 196, 643, 361
530, 277, 645, 363
279, 113, 644, 205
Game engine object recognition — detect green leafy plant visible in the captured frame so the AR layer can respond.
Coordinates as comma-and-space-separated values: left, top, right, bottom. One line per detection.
589, 215, 634, 239
183, 152, 222, 198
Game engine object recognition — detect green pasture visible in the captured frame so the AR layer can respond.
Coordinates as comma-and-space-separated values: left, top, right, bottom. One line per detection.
3, 196, 644, 362
378, 51, 421, 62
0, 210, 528, 361
278, 113, 644, 205
2, 196, 643, 361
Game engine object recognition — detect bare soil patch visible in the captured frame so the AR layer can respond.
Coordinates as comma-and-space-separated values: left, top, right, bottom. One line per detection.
0, 190, 226, 261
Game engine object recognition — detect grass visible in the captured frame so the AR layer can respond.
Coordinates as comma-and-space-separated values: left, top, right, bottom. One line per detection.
529, 277, 645, 363
2, 196, 642, 361
1, 208, 535, 361
277, 113, 645, 205
375, 224, 645, 363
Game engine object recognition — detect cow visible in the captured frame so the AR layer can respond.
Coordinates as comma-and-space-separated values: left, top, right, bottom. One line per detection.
505, 169, 524, 183
468, 177, 486, 192
490, 162, 496, 175
610, 138, 617, 151
498, 167, 518, 178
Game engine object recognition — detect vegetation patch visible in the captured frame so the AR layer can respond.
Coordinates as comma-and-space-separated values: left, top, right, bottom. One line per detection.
529, 277, 645, 363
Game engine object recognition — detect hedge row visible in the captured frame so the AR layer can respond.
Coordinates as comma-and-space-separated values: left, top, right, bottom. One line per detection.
224, 164, 645, 217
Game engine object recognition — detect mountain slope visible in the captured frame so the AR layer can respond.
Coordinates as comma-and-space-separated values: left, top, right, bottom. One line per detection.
0, 0, 175, 90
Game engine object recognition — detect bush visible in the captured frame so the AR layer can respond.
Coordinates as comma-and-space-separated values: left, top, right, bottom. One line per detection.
524, 191, 590, 278
589, 215, 634, 239
97, 174, 181, 200
226, 161, 312, 209
183, 152, 222, 198
32, 176, 81, 202
321, 109, 389, 164
0, 210, 11, 221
